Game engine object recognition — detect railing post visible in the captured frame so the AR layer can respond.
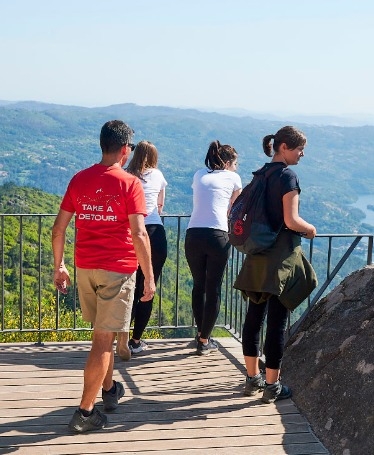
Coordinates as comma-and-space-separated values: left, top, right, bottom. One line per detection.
175, 216, 181, 328
19, 216, 24, 331
367, 236, 373, 265
36, 215, 43, 346
1, 217, 4, 331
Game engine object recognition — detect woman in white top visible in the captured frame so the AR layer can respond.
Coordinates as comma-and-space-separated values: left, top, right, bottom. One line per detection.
185, 140, 242, 356
123, 141, 167, 355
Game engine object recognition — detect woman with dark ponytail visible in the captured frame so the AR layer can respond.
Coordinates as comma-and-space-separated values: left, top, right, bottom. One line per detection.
185, 140, 242, 355
235, 125, 317, 403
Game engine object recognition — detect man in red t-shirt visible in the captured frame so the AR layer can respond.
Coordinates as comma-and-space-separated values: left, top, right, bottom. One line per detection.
52, 120, 155, 433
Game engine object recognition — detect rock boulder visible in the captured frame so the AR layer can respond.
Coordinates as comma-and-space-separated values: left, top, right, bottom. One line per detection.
282, 265, 374, 455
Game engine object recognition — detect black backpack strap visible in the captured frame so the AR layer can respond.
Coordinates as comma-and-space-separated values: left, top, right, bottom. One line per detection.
253, 162, 286, 179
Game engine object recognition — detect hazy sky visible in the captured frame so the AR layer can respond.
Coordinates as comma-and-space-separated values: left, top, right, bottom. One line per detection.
1, 0, 374, 116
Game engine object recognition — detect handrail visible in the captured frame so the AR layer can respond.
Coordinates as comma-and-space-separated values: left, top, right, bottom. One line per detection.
0, 214, 373, 343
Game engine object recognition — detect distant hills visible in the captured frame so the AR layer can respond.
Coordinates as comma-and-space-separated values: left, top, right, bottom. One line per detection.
0, 100, 373, 234
200, 107, 374, 127
2, 99, 374, 127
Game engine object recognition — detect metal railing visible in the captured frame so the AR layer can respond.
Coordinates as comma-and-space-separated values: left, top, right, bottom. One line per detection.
1, 214, 373, 344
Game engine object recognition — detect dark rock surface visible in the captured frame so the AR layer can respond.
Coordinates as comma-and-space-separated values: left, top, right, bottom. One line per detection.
282, 265, 374, 455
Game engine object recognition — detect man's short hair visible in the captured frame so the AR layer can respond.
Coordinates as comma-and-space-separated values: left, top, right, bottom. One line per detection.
100, 120, 134, 154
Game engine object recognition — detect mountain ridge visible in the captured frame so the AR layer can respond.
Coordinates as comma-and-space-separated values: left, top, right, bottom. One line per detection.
2, 99, 374, 127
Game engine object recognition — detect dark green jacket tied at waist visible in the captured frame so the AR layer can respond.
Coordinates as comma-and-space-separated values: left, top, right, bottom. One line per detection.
234, 230, 317, 311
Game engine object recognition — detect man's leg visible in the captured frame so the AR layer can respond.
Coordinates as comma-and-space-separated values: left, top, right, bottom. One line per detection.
79, 329, 116, 411
69, 268, 133, 432
116, 331, 131, 361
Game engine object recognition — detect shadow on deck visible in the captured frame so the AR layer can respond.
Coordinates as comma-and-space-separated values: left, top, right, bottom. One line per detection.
0, 338, 329, 455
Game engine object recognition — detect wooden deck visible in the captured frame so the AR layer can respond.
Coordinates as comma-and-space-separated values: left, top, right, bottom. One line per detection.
0, 338, 329, 455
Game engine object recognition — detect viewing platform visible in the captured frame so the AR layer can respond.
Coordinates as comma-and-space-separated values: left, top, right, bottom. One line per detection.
0, 338, 329, 454
2, 215, 373, 454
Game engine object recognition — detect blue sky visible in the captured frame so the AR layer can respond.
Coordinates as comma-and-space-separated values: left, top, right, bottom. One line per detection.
1, 0, 374, 116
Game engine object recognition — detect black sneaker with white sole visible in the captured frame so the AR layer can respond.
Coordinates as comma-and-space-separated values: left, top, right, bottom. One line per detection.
129, 339, 148, 354
196, 339, 219, 356
195, 334, 218, 348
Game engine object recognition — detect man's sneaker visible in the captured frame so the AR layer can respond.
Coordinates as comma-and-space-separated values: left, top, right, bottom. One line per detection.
196, 339, 219, 356
68, 407, 107, 433
243, 373, 266, 396
261, 381, 292, 404
102, 380, 125, 412
129, 339, 148, 354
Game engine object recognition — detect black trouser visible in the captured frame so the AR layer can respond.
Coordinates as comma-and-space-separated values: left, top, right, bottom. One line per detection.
242, 295, 288, 370
131, 224, 167, 340
184, 228, 231, 339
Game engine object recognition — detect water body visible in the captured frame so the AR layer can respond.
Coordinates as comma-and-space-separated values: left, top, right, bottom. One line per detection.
350, 194, 374, 227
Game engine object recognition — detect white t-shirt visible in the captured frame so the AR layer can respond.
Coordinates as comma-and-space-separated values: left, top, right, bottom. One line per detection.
187, 168, 242, 231
141, 168, 168, 225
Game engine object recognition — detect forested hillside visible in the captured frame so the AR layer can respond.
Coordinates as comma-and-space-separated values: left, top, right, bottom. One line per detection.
0, 101, 373, 234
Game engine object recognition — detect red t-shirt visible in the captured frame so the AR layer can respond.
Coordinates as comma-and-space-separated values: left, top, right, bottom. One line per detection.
60, 163, 147, 273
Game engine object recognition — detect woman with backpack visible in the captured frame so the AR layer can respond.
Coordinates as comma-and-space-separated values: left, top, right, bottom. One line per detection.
234, 126, 317, 403
185, 140, 242, 356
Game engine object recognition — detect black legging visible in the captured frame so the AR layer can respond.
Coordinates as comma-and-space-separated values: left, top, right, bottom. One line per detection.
242, 295, 288, 370
131, 224, 167, 340
184, 228, 231, 339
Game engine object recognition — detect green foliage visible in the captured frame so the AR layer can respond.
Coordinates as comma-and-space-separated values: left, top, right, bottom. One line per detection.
0, 184, 78, 341
0, 293, 92, 343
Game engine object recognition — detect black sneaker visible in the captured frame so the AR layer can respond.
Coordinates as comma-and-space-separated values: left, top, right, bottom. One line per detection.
243, 373, 266, 396
196, 339, 219, 356
102, 380, 125, 412
68, 407, 107, 433
261, 381, 292, 404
